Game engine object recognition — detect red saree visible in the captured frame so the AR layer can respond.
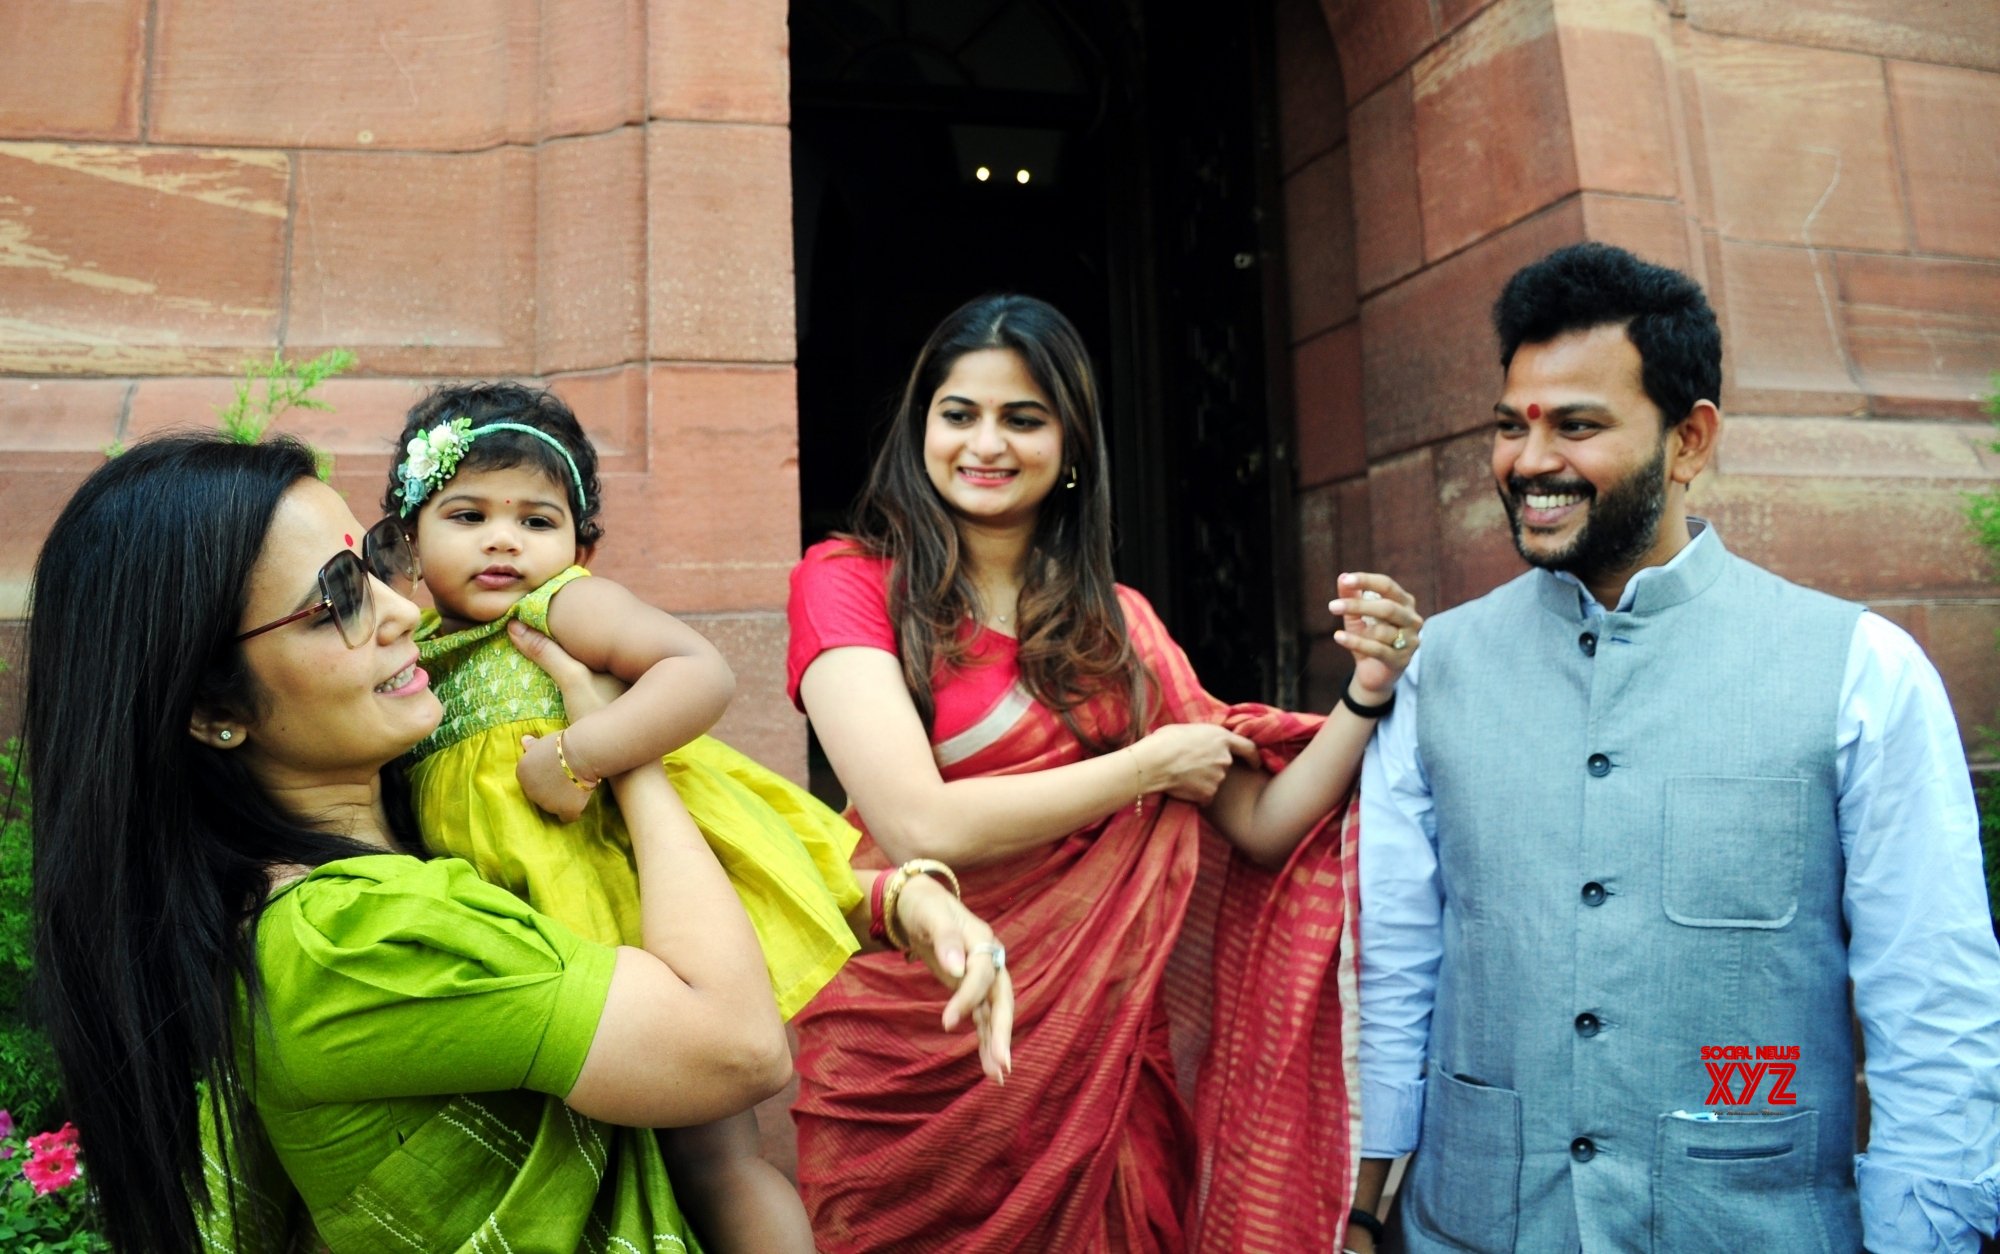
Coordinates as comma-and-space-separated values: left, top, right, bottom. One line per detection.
791, 587, 1360, 1252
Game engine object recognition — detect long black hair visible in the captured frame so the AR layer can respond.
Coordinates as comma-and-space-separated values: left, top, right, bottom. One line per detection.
27, 434, 418, 1253
846, 294, 1152, 749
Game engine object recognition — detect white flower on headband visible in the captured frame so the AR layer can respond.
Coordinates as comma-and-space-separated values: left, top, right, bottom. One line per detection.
398, 417, 474, 515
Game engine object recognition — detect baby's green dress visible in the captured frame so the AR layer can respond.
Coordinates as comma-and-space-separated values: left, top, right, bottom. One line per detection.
408, 566, 862, 1019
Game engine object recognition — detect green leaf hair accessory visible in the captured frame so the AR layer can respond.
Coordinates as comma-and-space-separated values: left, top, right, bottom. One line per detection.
396, 417, 591, 517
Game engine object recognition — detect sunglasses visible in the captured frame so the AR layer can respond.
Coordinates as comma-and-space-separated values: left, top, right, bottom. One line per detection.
235, 517, 422, 648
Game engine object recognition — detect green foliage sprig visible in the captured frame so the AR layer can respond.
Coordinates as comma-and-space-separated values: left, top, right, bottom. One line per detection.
218, 349, 355, 480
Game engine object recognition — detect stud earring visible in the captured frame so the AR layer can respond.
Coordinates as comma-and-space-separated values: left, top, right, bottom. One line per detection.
1064, 466, 1078, 490
218, 729, 233, 742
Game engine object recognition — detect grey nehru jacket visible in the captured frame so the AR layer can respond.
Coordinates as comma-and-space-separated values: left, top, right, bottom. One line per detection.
1397, 527, 1864, 1253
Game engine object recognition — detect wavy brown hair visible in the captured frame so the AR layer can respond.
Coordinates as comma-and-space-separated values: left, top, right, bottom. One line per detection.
845, 294, 1152, 750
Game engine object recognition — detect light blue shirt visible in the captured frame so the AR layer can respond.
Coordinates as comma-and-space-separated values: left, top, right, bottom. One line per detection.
1359, 526, 2000, 1252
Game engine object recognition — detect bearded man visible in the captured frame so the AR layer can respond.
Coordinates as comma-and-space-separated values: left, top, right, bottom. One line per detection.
1344, 243, 2000, 1254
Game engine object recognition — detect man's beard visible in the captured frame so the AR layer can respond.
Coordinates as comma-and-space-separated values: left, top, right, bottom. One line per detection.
1500, 440, 1668, 584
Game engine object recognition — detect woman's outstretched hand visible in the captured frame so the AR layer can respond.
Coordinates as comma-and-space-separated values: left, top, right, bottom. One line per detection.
1328, 571, 1422, 700
895, 875, 1016, 1085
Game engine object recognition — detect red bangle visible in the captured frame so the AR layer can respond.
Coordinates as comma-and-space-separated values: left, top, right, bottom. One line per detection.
868, 871, 889, 946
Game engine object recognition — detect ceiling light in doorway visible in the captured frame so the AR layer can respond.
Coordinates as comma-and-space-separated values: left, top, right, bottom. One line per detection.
1015, 169, 1031, 184
976, 166, 992, 181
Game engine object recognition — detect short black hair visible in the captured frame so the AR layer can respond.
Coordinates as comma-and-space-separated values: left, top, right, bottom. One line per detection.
1493, 242, 1721, 428
384, 382, 605, 545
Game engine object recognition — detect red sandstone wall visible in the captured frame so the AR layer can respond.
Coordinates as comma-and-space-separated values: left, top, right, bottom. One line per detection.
1280, 0, 2000, 756
0, 0, 805, 777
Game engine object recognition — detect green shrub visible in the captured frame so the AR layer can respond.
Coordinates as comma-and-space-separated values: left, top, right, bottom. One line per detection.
1972, 377, 2000, 923
0, 711, 60, 1136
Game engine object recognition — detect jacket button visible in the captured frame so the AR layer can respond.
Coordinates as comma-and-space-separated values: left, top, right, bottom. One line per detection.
1575, 1012, 1601, 1037
1579, 632, 1597, 657
1581, 881, 1607, 906
1586, 753, 1611, 777
1570, 1136, 1596, 1162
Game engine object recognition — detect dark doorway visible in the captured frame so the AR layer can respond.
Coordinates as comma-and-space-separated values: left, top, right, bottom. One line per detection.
791, 0, 1298, 708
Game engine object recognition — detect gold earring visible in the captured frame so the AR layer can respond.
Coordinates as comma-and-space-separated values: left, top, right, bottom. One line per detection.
1064, 466, 1078, 490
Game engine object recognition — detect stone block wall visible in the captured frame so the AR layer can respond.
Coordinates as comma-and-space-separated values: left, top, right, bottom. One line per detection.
1279, 0, 2000, 756
0, 0, 807, 777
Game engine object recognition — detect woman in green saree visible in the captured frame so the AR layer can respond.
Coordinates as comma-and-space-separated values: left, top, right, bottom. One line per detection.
25, 434, 1011, 1254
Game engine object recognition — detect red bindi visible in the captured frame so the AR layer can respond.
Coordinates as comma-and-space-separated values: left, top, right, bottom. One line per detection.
1526, 403, 1542, 420
343, 533, 354, 547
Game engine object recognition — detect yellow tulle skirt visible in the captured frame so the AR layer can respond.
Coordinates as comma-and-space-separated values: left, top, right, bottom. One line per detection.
411, 724, 862, 1019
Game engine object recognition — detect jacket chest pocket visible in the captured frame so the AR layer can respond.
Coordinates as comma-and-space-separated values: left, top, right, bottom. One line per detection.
1661, 776, 1806, 929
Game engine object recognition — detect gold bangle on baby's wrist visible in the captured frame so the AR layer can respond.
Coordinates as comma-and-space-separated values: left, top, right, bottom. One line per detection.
555, 731, 598, 793
881, 858, 961, 953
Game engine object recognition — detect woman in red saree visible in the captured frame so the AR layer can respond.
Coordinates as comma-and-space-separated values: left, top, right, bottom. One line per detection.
787, 295, 1421, 1252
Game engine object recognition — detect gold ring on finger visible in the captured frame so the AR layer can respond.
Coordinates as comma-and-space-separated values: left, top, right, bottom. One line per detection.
1392, 631, 1409, 650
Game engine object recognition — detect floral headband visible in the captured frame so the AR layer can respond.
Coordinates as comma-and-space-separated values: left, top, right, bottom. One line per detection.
397, 417, 590, 517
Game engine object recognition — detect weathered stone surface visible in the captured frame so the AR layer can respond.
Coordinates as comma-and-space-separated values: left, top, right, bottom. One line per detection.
537, 128, 646, 375
1555, 0, 1680, 199
687, 610, 807, 784
1714, 239, 1864, 416
1685, 0, 2000, 73
152, 0, 538, 149
544, 0, 646, 136
1579, 194, 1693, 274
646, 123, 795, 364
1367, 446, 1440, 621
1836, 251, 2000, 417
1887, 60, 2000, 261
1433, 426, 1524, 610
1701, 472, 1994, 600
589, 364, 798, 615
0, 379, 129, 468
1321, 0, 1438, 105
1689, 32, 1909, 252
0, 0, 144, 140
1348, 73, 1425, 295
1361, 198, 1585, 459
1413, 0, 1578, 261
648, 0, 790, 125
0, 143, 287, 375
1276, 0, 1347, 175
1297, 482, 1340, 632
1293, 322, 1366, 487
1335, 475, 1375, 578
287, 148, 537, 376
1283, 146, 1359, 341
1716, 416, 1995, 480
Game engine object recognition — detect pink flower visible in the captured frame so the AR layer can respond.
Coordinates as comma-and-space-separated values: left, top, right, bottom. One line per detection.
0, 1109, 13, 1138
22, 1141, 78, 1195
26, 1123, 79, 1155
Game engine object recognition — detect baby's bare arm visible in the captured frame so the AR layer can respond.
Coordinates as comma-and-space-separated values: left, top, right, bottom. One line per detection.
533, 575, 736, 783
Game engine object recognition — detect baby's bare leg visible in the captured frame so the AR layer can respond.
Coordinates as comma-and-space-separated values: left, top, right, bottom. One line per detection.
661, 1108, 815, 1254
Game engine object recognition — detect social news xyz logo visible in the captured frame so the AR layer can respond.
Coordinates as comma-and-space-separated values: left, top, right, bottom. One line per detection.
1699, 1045, 1800, 1106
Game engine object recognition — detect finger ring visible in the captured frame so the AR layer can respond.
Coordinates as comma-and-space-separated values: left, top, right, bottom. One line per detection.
1392, 631, 1408, 650
974, 940, 1007, 972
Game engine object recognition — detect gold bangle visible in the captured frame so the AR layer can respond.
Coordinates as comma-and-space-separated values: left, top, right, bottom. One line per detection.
1125, 746, 1144, 816
555, 731, 597, 793
882, 858, 960, 953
